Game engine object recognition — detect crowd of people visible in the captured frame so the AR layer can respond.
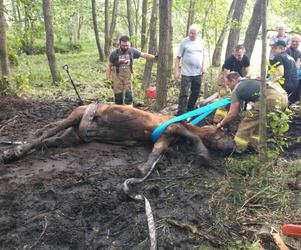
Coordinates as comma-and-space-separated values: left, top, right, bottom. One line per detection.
105, 23, 301, 154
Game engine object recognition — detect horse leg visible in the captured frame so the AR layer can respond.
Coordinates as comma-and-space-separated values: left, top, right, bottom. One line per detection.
1, 113, 83, 164
41, 127, 82, 148
174, 125, 212, 167
137, 136, 171, 176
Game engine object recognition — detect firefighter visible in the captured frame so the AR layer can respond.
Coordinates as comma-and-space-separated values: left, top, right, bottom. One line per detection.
216, 72, 288, 153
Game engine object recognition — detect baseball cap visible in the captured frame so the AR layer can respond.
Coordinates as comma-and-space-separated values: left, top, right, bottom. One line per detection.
273, 40, 286, 47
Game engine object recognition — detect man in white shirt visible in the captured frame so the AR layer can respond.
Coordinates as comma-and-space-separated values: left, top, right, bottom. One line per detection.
174, 24, 206, 115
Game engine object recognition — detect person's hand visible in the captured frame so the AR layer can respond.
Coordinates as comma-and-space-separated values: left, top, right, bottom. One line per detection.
154, 54, 158, 61
202, 67, 207, 75
216, 122, 223, 129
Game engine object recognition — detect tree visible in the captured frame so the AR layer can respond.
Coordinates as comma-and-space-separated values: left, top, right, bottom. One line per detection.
167, 0, 173, 78
0, 0, 10, 92
186, 0, 195, 36
142, 0, 158, 90
259, 0, 267, 159
225, 0, 247, 60
104, 0, 119, 56
42, 0, 62, 83
243, 0, 262, 59
156, 0, 169, 110
126, 0, 134, 43
140, 0, 148, 51
212, 0, 236, 66
91, 0, 105, 61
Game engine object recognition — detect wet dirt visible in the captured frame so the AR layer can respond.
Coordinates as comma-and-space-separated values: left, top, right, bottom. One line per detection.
0, 96, 300, 249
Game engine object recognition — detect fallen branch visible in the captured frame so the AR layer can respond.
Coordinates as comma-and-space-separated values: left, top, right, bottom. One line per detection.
166, 218, 221, 246
0, 115, 19, 134
30, 216, 48, 249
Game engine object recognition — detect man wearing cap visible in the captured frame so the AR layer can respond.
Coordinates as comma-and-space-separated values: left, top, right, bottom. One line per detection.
271, 40, 298, 103
216, 72, 288, 153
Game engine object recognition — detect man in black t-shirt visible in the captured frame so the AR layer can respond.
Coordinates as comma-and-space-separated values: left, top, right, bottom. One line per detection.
223, 44, 250, 82
105, 35, 157, 105
271, 40, 299, 103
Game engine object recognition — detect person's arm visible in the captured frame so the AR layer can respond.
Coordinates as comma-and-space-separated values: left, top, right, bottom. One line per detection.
174, 56, 181, 81
216, 101, 240, 128
140, 52, 156, 60
202, 43, 207, 74
242, 67, 249, 77
105, 61, 112, 80
223, 68, 230, 82
296, 58, 301, 68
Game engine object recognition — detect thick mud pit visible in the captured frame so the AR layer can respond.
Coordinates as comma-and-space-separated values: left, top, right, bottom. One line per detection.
0, 96, 300, 249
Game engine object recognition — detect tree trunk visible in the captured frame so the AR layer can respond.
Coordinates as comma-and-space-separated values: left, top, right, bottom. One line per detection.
156, 0, 169, 110
77, 15, 83, 41
91, 0, 105, 61
42, 0, 61, 83
167, 0, 173, 78
104, 0, 110, 56
259, 0, 267, 159
212, 0, 236, 66
0, 0, 10, 91
243, 0, 262, 59
140, 0, 148, 51
126, 0, 134, 40
186, 0, 195, 36
142, 0, 158, 90
104, 0, 119, 56
225, 0, 247, 60
133, 0, 140, 47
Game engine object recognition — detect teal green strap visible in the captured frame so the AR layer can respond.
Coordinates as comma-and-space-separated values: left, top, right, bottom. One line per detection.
151, 98, 231, 141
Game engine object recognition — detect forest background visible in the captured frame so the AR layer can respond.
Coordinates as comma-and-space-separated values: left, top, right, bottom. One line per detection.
0, 0, 300, 108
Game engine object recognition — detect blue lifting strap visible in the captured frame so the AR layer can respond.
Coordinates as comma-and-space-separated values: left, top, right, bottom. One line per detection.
151, 98, 231, 142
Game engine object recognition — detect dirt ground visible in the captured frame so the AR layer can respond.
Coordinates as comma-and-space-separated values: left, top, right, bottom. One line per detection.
0, 96, 300, 249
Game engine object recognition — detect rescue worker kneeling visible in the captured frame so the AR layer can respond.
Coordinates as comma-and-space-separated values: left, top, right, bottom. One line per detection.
216, 71, 288, 153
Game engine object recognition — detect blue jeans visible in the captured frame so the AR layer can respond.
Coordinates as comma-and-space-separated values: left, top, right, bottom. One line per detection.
177, 75, 202, 115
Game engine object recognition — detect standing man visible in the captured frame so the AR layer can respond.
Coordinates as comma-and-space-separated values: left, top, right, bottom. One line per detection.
271, 40, 298, 103
286, 35, 301, 102
106, 35, 156, 105
174, 24, 206, 115
216, 72, 288, 153
269, 23, 291, 61
223, 44, 250, 82
286, 35, 301, 68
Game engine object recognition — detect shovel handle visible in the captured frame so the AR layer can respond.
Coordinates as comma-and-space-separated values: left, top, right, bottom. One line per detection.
63, 64, 69, 71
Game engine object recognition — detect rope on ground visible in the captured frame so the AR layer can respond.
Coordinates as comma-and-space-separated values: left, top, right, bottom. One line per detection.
121, 155, 162, 250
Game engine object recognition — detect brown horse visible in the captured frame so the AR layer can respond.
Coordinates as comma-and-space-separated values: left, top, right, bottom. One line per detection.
1, 103, 234, 175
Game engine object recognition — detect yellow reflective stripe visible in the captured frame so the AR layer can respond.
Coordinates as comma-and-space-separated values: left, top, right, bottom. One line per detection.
215, 109, 227, 117
251, 135, 260, 142
246, 111, 254, 118
234, 136, 248, 145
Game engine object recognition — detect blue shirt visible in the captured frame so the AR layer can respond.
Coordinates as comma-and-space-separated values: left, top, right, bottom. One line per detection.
177, 37, 205, 76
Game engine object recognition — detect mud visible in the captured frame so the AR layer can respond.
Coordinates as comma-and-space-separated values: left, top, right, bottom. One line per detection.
0, 96, 300, 249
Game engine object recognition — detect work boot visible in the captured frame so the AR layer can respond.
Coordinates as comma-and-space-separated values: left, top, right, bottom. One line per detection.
124, 91, 133, 105
114, 93, 123, 104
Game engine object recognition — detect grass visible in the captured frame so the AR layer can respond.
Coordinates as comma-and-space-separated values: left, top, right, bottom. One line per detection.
206, 155, 301, 248
7, 45, 301, 249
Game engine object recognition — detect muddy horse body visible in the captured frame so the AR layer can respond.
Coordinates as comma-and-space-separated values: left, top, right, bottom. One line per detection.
1, 104, 234, 174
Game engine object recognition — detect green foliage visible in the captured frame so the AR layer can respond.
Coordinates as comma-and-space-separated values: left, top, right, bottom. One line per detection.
8, 71, 30, 94
267, 108, 293, 153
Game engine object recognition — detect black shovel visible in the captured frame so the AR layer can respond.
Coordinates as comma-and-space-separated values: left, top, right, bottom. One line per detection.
63, 64, 84, 105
